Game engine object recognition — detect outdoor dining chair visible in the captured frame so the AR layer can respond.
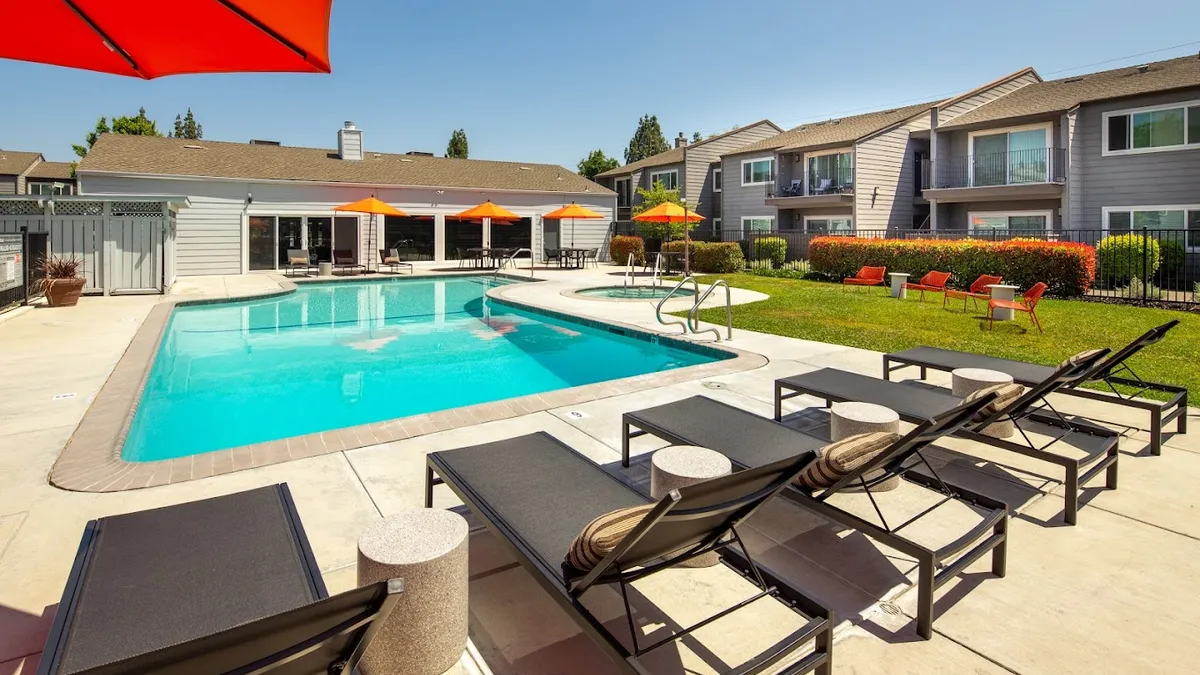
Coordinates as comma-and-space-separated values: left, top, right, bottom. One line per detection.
989, 282, 1048, 332
903, 270, 951, 301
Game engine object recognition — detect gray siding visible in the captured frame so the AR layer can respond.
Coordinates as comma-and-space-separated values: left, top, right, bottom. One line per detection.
938, 199, 1062, 230
937, 71, 1040, 124
720, 149, 780, 235
683, 122, 781, 224
854, 125, 916, 232
0, 176, 15, 195
1075, 87, 1200, 229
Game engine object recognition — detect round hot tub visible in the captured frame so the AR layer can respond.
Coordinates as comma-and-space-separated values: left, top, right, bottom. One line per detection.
576, 285, 697, 301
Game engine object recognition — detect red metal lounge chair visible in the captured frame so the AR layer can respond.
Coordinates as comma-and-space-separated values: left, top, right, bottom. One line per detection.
944, 274, 1002, 312
989, 282, 1048, 332
843, 265, 886, 290
903, 270, 951, 301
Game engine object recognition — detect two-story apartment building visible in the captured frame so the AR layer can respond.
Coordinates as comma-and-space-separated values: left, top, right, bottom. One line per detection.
926, 54, 1200, 239
0, 150, 76, 195
593, 121, 781, 234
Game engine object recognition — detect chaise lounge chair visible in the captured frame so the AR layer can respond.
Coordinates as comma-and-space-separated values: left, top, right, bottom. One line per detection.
379, 248, 414, 275
775, 349, 1118, 526
622, 393, 1007, 640
283, 248, 316, 277
333, 249, 366, 275
842, 266, 886, 291
425, 432, 834, 675
882, 320, 1187, 455
37, 484, 401, 675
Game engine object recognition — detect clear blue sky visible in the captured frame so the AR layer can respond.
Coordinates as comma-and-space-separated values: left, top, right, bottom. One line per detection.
2, 0, 1199, 167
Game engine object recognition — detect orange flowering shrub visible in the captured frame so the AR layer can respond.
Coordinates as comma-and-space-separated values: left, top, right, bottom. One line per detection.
809, 237, 1095, 296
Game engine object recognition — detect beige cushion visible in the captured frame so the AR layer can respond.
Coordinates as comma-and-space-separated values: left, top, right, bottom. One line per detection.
964, 382, 1026, 422
383, 256, 402, 264
289, 256, 309, 265
796, 432, 899, 490
1059, 348, 1104, 371
566, 504, 652, 572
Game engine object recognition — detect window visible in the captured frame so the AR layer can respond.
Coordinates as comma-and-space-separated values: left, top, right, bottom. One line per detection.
712, 168, 722, 192
649, 169, 678, 191
741, 157, 775, 186
742, 216, 775, 232
968, 211, 1051, 235
614, 177, 631, 208
1104, 101, 1200, 155
713, 217, 722, 231
967, 124, 1051, 186
803, 216, 853, 234
1103, 206, 1200, 250
27, 181, 72, 195
806, 150, 854, 194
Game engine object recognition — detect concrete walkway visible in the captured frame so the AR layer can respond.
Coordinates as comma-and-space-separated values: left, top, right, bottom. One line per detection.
1, 264, 1197, 674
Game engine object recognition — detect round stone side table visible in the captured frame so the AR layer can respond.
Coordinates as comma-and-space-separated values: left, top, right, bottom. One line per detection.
357, 509, 469, 675
952, 368, 1017, 438
830, 402, 901, 491
651, 445, 732, 567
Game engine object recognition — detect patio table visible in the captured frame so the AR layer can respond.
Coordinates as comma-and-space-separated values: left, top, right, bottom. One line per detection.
466, 247, 494, 269
559, 247, 589, 269
888, 272, 910, 299
987, 284, 1021, 320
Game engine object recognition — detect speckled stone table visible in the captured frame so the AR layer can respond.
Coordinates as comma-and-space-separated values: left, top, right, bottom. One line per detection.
829, 401, 901, 492
651, 445, 732, 567
952, 367, 1017, 438
357, 509, 469, 675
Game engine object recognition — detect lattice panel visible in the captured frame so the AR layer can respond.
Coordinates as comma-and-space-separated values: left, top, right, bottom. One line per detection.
0, 201, 44, 216
111, 201, 165, 218
55, 201, 103, 216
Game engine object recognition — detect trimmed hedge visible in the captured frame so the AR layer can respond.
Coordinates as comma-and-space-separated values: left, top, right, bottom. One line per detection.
694, 242, 744, 273
609, 235, 645, 266
1096, 233, 1160, 284
809, 237, 1096, 296
753, 237, 788, 266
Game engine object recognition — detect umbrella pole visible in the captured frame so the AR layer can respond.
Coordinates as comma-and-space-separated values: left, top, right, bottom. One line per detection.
683, 211, 691, 277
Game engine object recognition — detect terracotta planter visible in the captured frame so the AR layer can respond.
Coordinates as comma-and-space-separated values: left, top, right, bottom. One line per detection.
44, 278, 87, 307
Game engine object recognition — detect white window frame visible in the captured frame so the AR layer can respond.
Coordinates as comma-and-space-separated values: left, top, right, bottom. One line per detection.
966, 210, 1053, 235
26, 181, 73, 195
803, 147, 854, 195
648, 169, 678, 191
741, 215, 776, 232
965, 122, 1053, 187
712, 167, 722, 192
713, 217, 722, 230
802, 214, 854, 234
614, 177, 631, 208
1102, 204, 1200, 252
1102, 99, 1200, 157
740, 156, 776, 186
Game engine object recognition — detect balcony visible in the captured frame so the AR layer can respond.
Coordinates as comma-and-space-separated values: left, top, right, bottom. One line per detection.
921, 147, 1066, 203
765, 167, 855, 208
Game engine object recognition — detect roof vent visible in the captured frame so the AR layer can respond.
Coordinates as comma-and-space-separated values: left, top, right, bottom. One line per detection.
183, 144, 205, 150
249, 139, 280, 146
519, 166, 533, 171
1063, 76, 1085, 83
1135, 64, 1150, 74
405, 151, 433, 157
399, 158, 414, 163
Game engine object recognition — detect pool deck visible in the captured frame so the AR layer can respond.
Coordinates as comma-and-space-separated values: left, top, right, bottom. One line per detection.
1, 262, 1198, 674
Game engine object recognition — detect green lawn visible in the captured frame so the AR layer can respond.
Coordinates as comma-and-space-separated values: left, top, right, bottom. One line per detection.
683, 274, 1199, 400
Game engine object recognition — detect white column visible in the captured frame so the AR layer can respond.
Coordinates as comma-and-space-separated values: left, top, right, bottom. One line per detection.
482, 217, 492, 248
434, 214, 446, 263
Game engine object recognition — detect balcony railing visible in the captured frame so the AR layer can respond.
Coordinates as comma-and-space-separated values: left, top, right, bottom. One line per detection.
767, 167, 854, 198
923, 147, 1066, 190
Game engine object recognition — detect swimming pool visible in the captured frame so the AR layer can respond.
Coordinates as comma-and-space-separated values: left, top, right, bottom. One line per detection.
576, 285, 697, 300
122, 276, 727, 461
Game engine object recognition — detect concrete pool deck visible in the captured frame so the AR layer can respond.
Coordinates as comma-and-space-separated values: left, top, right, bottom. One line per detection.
1, 262, 1198, 674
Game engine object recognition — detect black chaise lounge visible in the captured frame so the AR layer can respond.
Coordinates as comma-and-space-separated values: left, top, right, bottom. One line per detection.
378, 248, 415, 274
883, 320, 1187, 455
283, 248, 316, 277
425, 432, 834, 675
37, 484, 401, 675
776, 351, 1119, 526
333, 249, 366, 275
622, 394, 1007, 640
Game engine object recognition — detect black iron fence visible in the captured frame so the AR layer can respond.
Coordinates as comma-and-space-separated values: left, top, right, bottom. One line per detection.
0, 230, 48, 312
921, 147, 1067, 190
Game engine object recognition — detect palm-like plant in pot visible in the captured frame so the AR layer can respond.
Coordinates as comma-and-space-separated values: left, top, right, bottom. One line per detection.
39, 255, 87, 307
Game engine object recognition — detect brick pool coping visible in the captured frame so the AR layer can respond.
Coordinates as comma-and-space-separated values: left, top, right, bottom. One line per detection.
49, 274, 766, 492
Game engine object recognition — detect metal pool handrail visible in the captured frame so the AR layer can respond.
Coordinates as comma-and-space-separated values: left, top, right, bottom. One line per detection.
687, 279, 732, 341
624, 253, 636, 287
655, 276, 698, 334
495, 248, 535, 278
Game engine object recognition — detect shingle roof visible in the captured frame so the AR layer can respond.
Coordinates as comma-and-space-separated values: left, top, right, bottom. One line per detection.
0, 150, 42, 176
26, 161, 75, 181
941, 54, 1200, 129
725, 101, 937, 156
77, 134, 613, 195
594, 120, 782, 178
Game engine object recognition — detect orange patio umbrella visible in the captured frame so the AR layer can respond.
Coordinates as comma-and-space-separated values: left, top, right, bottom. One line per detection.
334, 196, 409, 270
633, 203, 705, 276
544, 202, 604, 248
2, 0, 333, 79
455, 200, 521, 221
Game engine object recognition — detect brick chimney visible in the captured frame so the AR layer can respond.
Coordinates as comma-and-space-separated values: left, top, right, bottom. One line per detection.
338, 121, 363, 161
675, 132, 688, 149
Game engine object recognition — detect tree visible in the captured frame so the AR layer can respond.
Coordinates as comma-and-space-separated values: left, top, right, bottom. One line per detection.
446, 129, 468, 158
576, 149, 619, 179
630, 180, 697, 241
73, 117, 110, 159
692, 131, 701, 143
112, 107, 161, 137
171, 108, 203, 139
623, 114, 668, 164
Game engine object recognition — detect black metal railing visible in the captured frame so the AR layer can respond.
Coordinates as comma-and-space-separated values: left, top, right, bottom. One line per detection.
766, 166, 855, 198
923, 147, 1066, 189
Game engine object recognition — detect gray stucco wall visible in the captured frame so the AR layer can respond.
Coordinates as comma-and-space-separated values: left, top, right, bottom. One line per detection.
855, 125, 916, 232
1074, 87, 1200, 230
720, 149, 780, 236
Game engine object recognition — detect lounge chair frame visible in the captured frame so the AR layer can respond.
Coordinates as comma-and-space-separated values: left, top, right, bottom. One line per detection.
283, 249, 317, 278
378, 249, 414, 275
882, 320, 1187, 455
426, 434, 834, 675
622, 395, 1008, 640
778, 351, 1118, 526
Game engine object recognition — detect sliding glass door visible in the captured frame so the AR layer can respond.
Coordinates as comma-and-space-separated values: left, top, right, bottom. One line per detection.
248, 216, 276, 271
971, 127, 1049, 187
277, 217, 303, 267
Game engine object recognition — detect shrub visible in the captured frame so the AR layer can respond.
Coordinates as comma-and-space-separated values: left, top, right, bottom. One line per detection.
693, 242, 744, 273
808, 237, 1096, 296
1156, 238, 1186, 281
753, 237, 788, 267
609, 235, 645, 267
749, 259, 810, 279
1123, 278, 1165, 300
1096, 233, 1160, 284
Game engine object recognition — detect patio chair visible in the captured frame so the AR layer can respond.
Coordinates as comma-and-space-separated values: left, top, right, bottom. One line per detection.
544, 247, 561, 268
883, 320, 1186, 455
989, 282, 1047, 332
783, 179, 804, 196
332, 249, 366, 275
584, 248, 599, 268
37, 484, 402, 675
903, 270, 951, 301
944, 274, 1002, 312
814, 178, 833, 194
283, 248, 316, 277
842, 266, 886, 291
379, 248, 414, 275
425, 432, 834, 675
622, 393, 1007, 640
774, 348, 1118, 526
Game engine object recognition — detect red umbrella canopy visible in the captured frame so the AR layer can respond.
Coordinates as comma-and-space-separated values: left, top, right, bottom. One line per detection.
2, 0, 333, 79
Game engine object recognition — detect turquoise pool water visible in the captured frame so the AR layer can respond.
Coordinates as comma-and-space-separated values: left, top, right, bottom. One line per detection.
123, 276, 726, 461
577, 286, 697, 300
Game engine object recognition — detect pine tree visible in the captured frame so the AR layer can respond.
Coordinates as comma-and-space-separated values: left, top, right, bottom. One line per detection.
446, 129, 469, 158
171, 108, 203, 139
623, 115, 669, 164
